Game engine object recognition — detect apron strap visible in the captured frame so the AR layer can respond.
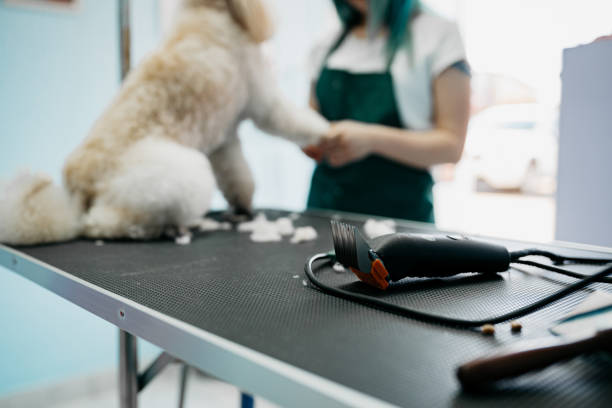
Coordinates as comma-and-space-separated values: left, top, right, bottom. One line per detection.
325, 25, 399, 73
385, 39, 400, 71
323, 26, 352, 65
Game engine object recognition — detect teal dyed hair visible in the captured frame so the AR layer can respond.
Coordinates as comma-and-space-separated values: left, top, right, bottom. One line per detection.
332, 0, 420, 65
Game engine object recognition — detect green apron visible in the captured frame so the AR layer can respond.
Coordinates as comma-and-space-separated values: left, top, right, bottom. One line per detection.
307, 29, 434, 223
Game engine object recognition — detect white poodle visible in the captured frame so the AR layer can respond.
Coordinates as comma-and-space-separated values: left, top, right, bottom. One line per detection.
0, 0, 328, 245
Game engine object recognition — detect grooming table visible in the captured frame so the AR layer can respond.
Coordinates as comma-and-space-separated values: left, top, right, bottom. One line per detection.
1, 209, 611, 407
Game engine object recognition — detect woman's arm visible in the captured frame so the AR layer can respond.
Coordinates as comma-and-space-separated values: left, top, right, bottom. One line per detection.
309, 81, 320, 111
323, 67, 470, 168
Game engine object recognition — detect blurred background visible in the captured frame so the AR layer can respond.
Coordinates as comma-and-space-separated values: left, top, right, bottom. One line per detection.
1, 0, 611, 406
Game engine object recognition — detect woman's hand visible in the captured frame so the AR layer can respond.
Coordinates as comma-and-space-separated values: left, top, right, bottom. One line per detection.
322, 120, 374, 167
315, 68, 470, 169
302, 144, 324, 162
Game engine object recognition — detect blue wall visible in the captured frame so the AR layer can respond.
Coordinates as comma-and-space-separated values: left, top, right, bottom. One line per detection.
0, 0, 161, 397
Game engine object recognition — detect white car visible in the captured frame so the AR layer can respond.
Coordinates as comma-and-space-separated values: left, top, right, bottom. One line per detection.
462, 103, 557, 194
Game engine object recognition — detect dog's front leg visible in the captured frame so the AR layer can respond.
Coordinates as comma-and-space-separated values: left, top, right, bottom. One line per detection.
208, 135, 255, 217
246, 50, 329, 147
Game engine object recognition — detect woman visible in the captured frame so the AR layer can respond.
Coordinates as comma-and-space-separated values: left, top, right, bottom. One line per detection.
305, 0, 470, 223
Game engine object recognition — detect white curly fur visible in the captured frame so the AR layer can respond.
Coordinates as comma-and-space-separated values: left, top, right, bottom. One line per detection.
0, 172, 81, 245
0, 0, 328, 245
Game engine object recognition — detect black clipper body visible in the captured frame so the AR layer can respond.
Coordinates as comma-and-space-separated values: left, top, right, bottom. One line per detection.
331, 221, 510, 290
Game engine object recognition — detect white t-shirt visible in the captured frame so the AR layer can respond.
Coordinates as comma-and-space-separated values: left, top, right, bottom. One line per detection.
308, 12, 467, 130
326, 33, 389, 73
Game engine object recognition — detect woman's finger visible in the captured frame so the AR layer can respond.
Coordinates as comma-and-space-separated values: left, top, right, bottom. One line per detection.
302, 145, 323, 161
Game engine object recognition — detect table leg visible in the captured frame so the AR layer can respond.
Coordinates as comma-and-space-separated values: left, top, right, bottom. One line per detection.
119, 329, 139, 408
241, 392, 254, 408
119, 0, 131, 80
178, 364, 189, 408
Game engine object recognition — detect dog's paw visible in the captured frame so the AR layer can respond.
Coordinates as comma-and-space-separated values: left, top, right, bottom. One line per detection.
221, 206, 254, 223
163, 225, 193, 245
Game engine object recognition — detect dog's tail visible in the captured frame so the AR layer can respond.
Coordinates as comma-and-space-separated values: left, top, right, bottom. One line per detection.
0, 171, 82, 245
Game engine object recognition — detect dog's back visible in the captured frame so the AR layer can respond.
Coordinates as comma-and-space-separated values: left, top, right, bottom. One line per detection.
63, 2, 259, 206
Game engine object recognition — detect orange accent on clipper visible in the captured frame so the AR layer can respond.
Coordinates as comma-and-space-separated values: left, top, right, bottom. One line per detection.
349, 259, 390, 290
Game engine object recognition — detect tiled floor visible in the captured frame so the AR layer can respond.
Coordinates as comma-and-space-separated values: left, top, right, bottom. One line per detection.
1, 364, 279, 408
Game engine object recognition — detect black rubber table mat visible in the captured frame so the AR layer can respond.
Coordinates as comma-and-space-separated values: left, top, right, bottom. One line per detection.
13, 210, 612, 407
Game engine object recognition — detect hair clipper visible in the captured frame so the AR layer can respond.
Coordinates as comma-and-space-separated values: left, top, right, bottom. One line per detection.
330, 220, 510, 290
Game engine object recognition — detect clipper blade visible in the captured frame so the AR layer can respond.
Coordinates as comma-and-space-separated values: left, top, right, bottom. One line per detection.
330, 220, 391, 290
330, 220, 359, 269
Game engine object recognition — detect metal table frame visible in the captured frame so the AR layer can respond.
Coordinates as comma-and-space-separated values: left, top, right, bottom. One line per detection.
0, 242, 395, 408
3, 221, 612, 407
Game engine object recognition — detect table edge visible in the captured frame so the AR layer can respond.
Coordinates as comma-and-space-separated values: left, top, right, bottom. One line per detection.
0, 244, 397, 408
